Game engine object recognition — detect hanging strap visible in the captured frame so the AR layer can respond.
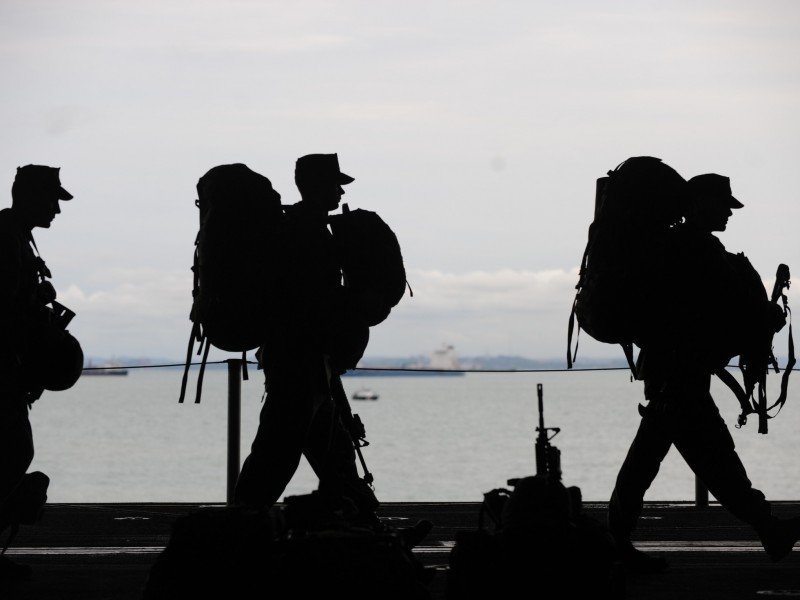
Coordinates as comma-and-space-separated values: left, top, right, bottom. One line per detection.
766, 265, 794, 417
178, 334, 251, 404
621, 342, 637, 379
240, 350, 249, 381
766, 306, 794, 418
753, 263, 795, 432
178, 321, 200, 403
721, 308, 794, 432
179, 244, 203, 404
567, 297, 579, 369
716, 367, 756, 428
177, 322, 210, 404
567, 237, 592, 370
329, 372, 373, 487
193, 341, 211, 404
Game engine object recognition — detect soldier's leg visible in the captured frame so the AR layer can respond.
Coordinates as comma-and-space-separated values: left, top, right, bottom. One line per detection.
0, 399, 35, 583
668, 389, 800, 559
0, 401, 34, 526
671, 390, 771, 526
303, 372, 378, 516
233, 355, 320, 509
608, 402, 672, 552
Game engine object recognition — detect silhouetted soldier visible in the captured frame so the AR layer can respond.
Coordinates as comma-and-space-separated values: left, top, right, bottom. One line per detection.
608, 172, 800, 572
0, 165, 75, 584
234, 154, 379, 524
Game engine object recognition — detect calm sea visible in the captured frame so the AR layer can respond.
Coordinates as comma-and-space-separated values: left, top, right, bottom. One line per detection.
27, 366, 800, 504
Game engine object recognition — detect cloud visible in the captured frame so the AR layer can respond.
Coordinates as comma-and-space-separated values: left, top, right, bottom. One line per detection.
56, 269, 193, 359
403, 268, 577, 312
2, 0, 798, 367
365, 267, 591, 360
52, 266, 589, 361
55, 262, 797, 363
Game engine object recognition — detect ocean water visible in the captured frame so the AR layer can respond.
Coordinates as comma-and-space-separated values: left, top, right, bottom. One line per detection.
26, 365, 800, 504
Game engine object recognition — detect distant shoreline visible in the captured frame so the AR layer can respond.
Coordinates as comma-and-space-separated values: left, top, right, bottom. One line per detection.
83, 354, 633, 372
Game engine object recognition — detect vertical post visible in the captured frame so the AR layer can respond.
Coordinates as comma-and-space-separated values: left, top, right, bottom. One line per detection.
226, 358, 242, 505
695, 476, 708, 507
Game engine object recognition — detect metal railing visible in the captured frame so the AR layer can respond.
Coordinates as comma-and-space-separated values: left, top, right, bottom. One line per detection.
217, 359, 718, 507
225, 359, 242, 505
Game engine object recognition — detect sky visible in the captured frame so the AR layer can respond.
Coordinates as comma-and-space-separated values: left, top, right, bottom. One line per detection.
1, 0, 799, 364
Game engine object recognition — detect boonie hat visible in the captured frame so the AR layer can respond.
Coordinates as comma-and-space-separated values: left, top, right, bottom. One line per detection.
295, 153, 354, 186
687, 173, 743, 209
14, 165, 73, 200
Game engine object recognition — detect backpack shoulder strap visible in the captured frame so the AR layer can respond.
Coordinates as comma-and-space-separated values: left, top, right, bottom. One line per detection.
178, 320, 201, 403
566, 236, 592, 369
193, 341, 211, 404
621, 342, 637, 379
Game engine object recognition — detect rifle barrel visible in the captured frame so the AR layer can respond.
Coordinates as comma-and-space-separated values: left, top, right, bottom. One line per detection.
537, 383, 544, 432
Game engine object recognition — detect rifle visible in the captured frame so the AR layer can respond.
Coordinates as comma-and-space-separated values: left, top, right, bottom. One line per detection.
329, 373, 374, 488
500, 383, 562, 527
730, 263, 793, 433
508, 383, 562, 489
759, 263, 794, 431
753, 264, 792, 433
534, 383, 562, 481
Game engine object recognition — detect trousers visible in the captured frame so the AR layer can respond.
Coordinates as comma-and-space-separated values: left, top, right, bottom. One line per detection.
0, 397, 34, 534
608, 377, 772, 544
233, 349, 377, 513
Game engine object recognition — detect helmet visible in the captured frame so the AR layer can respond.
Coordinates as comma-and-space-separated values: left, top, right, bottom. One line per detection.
21, 329, 84, 392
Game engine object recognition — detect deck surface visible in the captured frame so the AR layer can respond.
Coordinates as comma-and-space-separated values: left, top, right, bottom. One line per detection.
3, 501, 800, 599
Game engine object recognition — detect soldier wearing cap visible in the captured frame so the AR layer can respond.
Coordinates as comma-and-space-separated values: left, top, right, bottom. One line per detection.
686, 173, 744, 232
609, 170, 799, 573
0, 165, 76, 583
235, 153, 380, 525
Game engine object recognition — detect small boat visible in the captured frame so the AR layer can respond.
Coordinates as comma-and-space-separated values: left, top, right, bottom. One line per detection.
352, 388, 379, 400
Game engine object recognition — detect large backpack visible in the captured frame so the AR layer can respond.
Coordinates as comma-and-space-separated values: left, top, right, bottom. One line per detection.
328, 204, 410, 328
178, 163, 284, 403
567, 156, 688, 374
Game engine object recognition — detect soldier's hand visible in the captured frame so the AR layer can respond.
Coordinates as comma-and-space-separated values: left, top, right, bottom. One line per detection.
766, 302, 787, 333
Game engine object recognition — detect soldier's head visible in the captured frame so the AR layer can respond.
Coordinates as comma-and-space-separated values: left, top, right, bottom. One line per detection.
11, 165, 73, 229
686, 173, 742, 232
294, 153, 354, 212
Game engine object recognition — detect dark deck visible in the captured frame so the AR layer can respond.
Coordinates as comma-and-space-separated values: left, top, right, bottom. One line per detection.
3, 501, 800, 599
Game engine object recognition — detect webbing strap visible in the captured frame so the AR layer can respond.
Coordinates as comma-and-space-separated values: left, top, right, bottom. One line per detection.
240, 351, 249, 381
178, 324, 198, 403
715, 367, 754, 428
194, 341, 211, 404
767, 308, 794, 417
567, 298, 579, 369
621, 342, 637, 379
567, 240, 591, 370
717, 316, 794, 432
330, 373, 373, 486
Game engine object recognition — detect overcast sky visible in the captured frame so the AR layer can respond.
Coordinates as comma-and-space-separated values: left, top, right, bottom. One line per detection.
2, 0, 799, 364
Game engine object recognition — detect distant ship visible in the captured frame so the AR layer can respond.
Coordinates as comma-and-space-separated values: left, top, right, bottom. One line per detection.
343, 344, 468, 377
82, 361, 129, 376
